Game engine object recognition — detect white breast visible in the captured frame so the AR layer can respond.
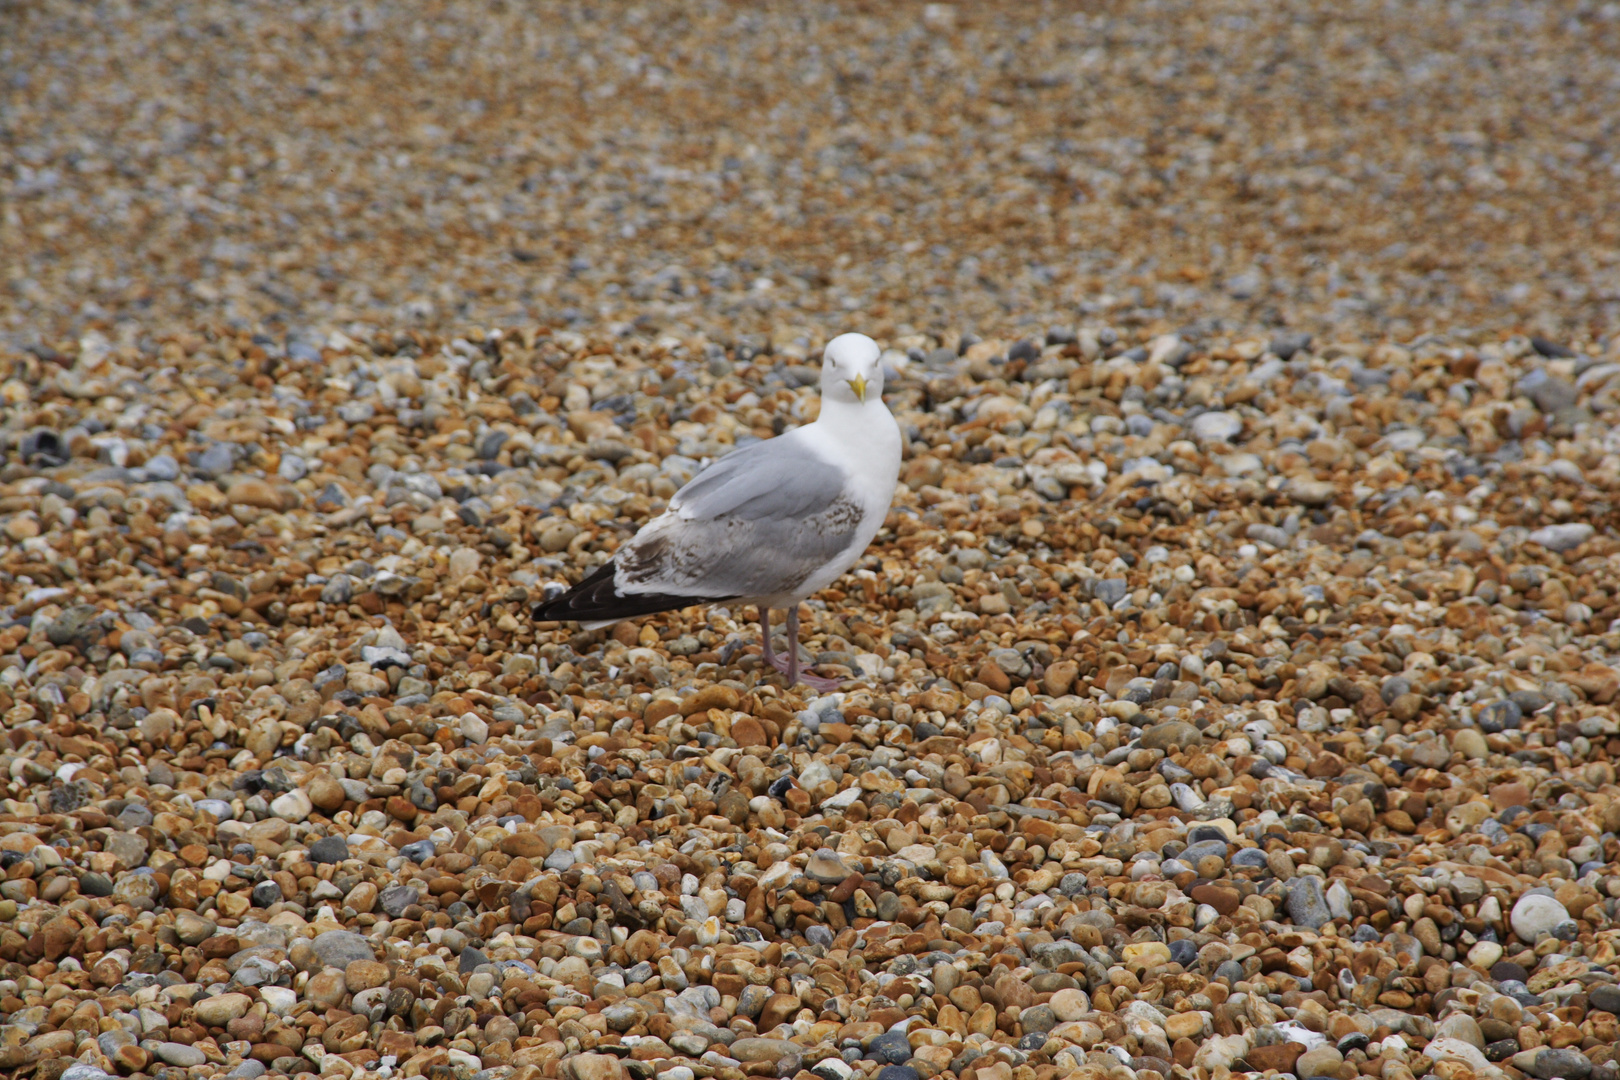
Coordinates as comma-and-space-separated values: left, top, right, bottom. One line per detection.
772, 400, 902, 604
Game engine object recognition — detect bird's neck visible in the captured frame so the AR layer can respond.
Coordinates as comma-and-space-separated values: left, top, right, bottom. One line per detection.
814, 396, 898, 448
816, 395, 867, 425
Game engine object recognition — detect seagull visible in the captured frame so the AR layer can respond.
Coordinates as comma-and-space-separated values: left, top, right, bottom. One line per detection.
532, 332, 902, 690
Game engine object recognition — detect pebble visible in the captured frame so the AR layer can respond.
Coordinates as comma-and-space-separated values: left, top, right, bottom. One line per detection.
268, 788, 312, 822
804, 848, 855, 884
876, 1068, 921, 1080
1529, 523, 1596, 553
154, 1043, 206, 1067
1511, 894, 1572, 941
1191, 411, 1243, 443
193, 992, 251, 1026
1590, 985, 1620, 1014
307, 834, 350, 864
310, 930, 374, 968
1298, 1044, 1345, 1077
1533, 1048, 1597, 1080
867, 1032, 914, 1064
1286, 875, 1333, 930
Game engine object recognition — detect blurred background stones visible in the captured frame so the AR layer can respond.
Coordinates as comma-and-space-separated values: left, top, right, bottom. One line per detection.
3, 2, 1619, 349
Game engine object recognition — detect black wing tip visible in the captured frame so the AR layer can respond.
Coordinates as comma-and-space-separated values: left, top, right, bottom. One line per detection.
530, 561, 622, 622
530, 560, 736, 624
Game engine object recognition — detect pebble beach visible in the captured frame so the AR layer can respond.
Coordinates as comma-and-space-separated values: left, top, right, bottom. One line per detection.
2, 5, 1620, 1080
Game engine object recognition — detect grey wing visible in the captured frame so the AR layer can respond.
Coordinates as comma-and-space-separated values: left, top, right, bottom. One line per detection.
615, 440, 865, 598
668, 434, 847, 522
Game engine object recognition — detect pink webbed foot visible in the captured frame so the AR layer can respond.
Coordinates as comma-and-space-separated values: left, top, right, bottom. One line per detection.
765, 651, 844, 691
758, 604, 844, 691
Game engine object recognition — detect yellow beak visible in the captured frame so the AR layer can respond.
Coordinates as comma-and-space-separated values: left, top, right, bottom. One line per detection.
848, 375, 868, 402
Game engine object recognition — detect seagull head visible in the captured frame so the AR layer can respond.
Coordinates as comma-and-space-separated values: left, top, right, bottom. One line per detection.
820, 332, 884, 406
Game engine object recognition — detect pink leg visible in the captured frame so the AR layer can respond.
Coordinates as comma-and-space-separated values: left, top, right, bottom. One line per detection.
781, 605, 842, 691
784, 605, 799, 688
761, 605, 842, 690
759, 607, 776, 669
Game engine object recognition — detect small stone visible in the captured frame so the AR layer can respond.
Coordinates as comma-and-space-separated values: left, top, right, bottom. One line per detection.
143, 453, 180, 480
1531, 1049, 1594, 1080
1284, 476, 1338, 506
304, 971, 347, 1008
875, 1068, 920, 1080
1518, 370, 1579, 412
311, 930, 374, 968
321, 575, 354, 603
1122, 941, 1171, 966
1043, 660, 1079, 696
46, 605, 103, 647
345, 881, 377, 913
1453, 728, 1489, 760
804, 848, 854, 884
154, 1043, 206, 1067
1270, 331, 1313, 359
307, 773, 346, 811
1192, 411, 1243, 443
1480, 699, 1523, 731
1468, 940, 1505, 970
459, 712, 489, 745
193, 442, 237, 477
730, 1039, 803, 1065
867, 1032, 912, 1064
1191, 883, 1241, 914
1435, 1014, 1484, 1049
1426, 1038, 1496, 1075
1050, 988, 1090, 1021
449, 547, 482, 581
1589, 985, 1620, 1014
1140, 720, 1201, 751
226, 478, 285, 510
194, 992, 252, 1026
174, 912, 217, 945
400, 839, 437, 863
1490, 961, 1531, 984
569, 1052, 627, 1080
269, 789, 312, 822
1245, 1044, 1305, 1073
79, 872, 114, 896
1510, 894, 1570, 941
1094, 578, 1129, 606
345, 959, 389, 993
308, 835, 349, 864
1196, 1034, 1252, 1071
1286, 876, 1332, 930
500, 832, 547, 859
1526, 523, 1594, 553
539, 520, 580, 553
379, 884, 419, 917
105, 831, 148, 868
